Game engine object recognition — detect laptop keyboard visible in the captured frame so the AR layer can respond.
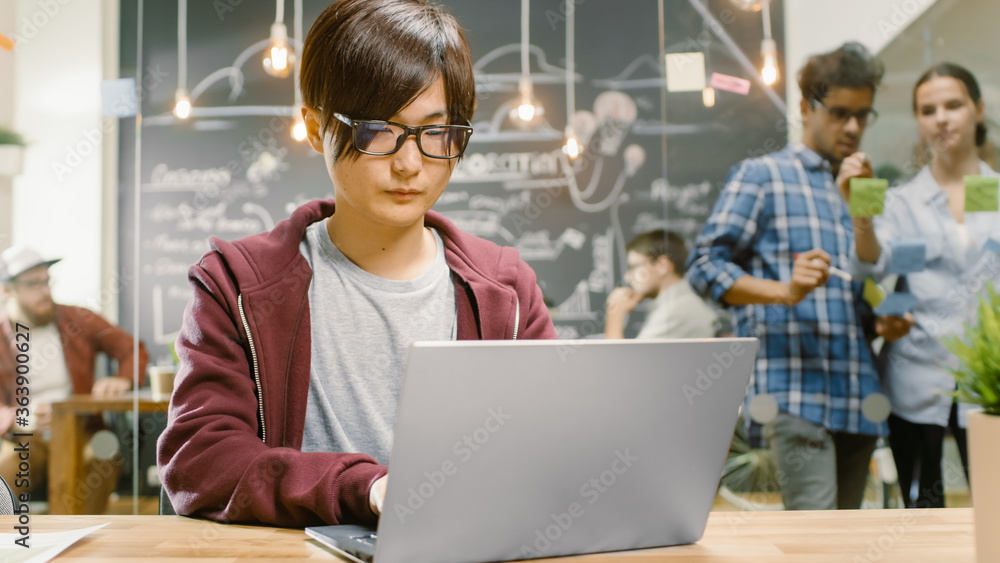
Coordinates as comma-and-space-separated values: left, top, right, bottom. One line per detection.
350, 533, 377, 546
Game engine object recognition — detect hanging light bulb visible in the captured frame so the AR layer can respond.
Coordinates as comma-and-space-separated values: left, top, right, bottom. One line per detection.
264, 22, 294, 78
761, 38, 778, 86
175, 0, 190, 119
291, 0, 306, 142
730, 0, 763, 11
759, 1, 778, 87
562, 0, 579, 159
291, 107, 307, 142
517, 100, 535, 121
511, 76, 545, 123
514, 76, 538, 122
512, 0, 540, 124
562, 125, 581, 159
173, 88, 191, 119
292, 120, 307, 141
702, 86, 716, 108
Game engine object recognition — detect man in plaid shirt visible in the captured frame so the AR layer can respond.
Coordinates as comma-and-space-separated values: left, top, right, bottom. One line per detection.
687, 43, 910, 510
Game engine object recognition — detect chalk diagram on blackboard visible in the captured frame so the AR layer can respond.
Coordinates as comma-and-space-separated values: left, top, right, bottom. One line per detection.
122, 0, 789, 350
448, 42, 662, 324
467, 44, 571, 144
595, 54, 721, 137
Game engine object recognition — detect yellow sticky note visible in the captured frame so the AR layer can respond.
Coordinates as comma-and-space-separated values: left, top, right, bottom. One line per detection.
863, 278, 886, 309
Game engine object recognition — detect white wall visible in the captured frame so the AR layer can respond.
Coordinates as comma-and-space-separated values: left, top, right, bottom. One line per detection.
783, 0, 939, 143
0, 4, 16, 255
11, 0, 107, 313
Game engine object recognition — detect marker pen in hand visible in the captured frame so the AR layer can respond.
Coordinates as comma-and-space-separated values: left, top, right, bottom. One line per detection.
825, 265, 854, 282
794, 253, 854, 283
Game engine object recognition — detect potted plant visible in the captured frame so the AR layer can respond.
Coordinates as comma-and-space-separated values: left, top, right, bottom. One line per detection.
0, 126, 25, 176
944, 281, 1000, 563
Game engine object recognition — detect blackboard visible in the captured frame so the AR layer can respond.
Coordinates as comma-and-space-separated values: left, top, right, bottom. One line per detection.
118, 0, 786, 360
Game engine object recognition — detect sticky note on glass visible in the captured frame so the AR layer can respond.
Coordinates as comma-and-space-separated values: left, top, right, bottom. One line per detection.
849, 178, 889, 217
710, 72, 751, 95
863, 277, 886, 309
101, 78, 137, 117
888, 239, 927, 275
964, 175, 999, 212
875, 292, 917, 317
666, 52, 706, 92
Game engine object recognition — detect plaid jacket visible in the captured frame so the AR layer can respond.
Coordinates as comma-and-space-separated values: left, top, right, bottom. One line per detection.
686, 143, 883, 445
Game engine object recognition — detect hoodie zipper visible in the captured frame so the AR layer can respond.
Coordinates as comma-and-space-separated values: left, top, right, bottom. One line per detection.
237, 294, 266, 443
512, 296, 520, 340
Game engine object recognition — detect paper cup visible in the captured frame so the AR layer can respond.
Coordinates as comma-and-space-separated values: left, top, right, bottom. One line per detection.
149, 366, 177, 401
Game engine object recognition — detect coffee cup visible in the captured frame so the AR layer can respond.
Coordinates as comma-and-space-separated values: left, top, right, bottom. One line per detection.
149, 365, 177, 401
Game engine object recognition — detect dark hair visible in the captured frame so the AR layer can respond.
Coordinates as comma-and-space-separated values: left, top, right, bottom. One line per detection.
300, 0, 476, 161
913, 63, 987, 147
799, 42, 885, 105
626, 230, 689, 276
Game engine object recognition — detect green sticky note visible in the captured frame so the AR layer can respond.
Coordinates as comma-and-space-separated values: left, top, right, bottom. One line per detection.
863, 278, 886, 309
964, 175, 1000, 212
849, 178, 889, 217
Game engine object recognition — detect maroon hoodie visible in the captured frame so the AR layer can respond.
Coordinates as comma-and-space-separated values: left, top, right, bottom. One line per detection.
157, 200, 556, 527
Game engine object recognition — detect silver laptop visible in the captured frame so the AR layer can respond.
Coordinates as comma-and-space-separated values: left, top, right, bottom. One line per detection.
306, 338, 759, 563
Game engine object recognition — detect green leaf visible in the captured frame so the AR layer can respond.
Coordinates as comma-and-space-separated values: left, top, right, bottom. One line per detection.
0, 126, 25, 146
943, 281, 1000, 412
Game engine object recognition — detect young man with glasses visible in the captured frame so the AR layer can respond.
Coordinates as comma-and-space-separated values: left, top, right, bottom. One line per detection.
604, 230, 718, 339
0, 245, 148, 513
687, 42, 911, 510
157, 0, 555, 528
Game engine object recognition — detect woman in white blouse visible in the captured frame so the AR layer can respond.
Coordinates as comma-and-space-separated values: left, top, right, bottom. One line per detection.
851, 63, 999, 508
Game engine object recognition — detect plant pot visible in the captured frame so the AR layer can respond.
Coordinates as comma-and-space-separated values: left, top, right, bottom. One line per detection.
0, 145, 24, 176
969, 409, 1000, 563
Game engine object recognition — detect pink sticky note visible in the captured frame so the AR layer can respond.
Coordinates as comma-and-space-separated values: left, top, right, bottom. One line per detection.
710, 73, 751, 95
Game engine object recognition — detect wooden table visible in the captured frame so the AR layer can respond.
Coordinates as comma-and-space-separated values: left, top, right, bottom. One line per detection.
11, 508, 974, 561
50, 394, 170, 515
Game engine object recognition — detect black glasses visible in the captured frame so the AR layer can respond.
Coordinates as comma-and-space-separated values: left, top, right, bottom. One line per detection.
811, 100, 878, 126
334, 113, 473, 159
13, 277, 51, 290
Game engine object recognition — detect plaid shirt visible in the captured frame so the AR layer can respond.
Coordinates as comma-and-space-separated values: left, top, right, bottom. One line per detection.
686, 143, 883, 445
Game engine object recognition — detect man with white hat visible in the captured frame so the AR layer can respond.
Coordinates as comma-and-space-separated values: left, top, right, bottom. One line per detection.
0, 245, 148, 513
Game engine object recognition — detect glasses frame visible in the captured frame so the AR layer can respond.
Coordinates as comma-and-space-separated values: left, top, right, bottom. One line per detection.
12, 277, 52, 290
333, 113, 473, 160
810, 99, 879, 126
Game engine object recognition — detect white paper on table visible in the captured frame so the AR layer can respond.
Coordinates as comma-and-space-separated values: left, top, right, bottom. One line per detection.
0, 523, 109, 563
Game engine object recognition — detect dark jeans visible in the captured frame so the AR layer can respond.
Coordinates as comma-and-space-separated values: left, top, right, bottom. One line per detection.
887, 403, 969, 509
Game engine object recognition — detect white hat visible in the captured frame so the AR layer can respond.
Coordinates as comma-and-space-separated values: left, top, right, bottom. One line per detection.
0, 246, 61, 282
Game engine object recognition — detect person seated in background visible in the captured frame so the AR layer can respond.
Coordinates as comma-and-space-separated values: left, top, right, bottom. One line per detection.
157, 0, 556, 529
604, 230, 718, 339
0, 245, 148, 513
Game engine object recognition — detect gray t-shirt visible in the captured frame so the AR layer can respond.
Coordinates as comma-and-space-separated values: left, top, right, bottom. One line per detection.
299, 219, 456, 464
